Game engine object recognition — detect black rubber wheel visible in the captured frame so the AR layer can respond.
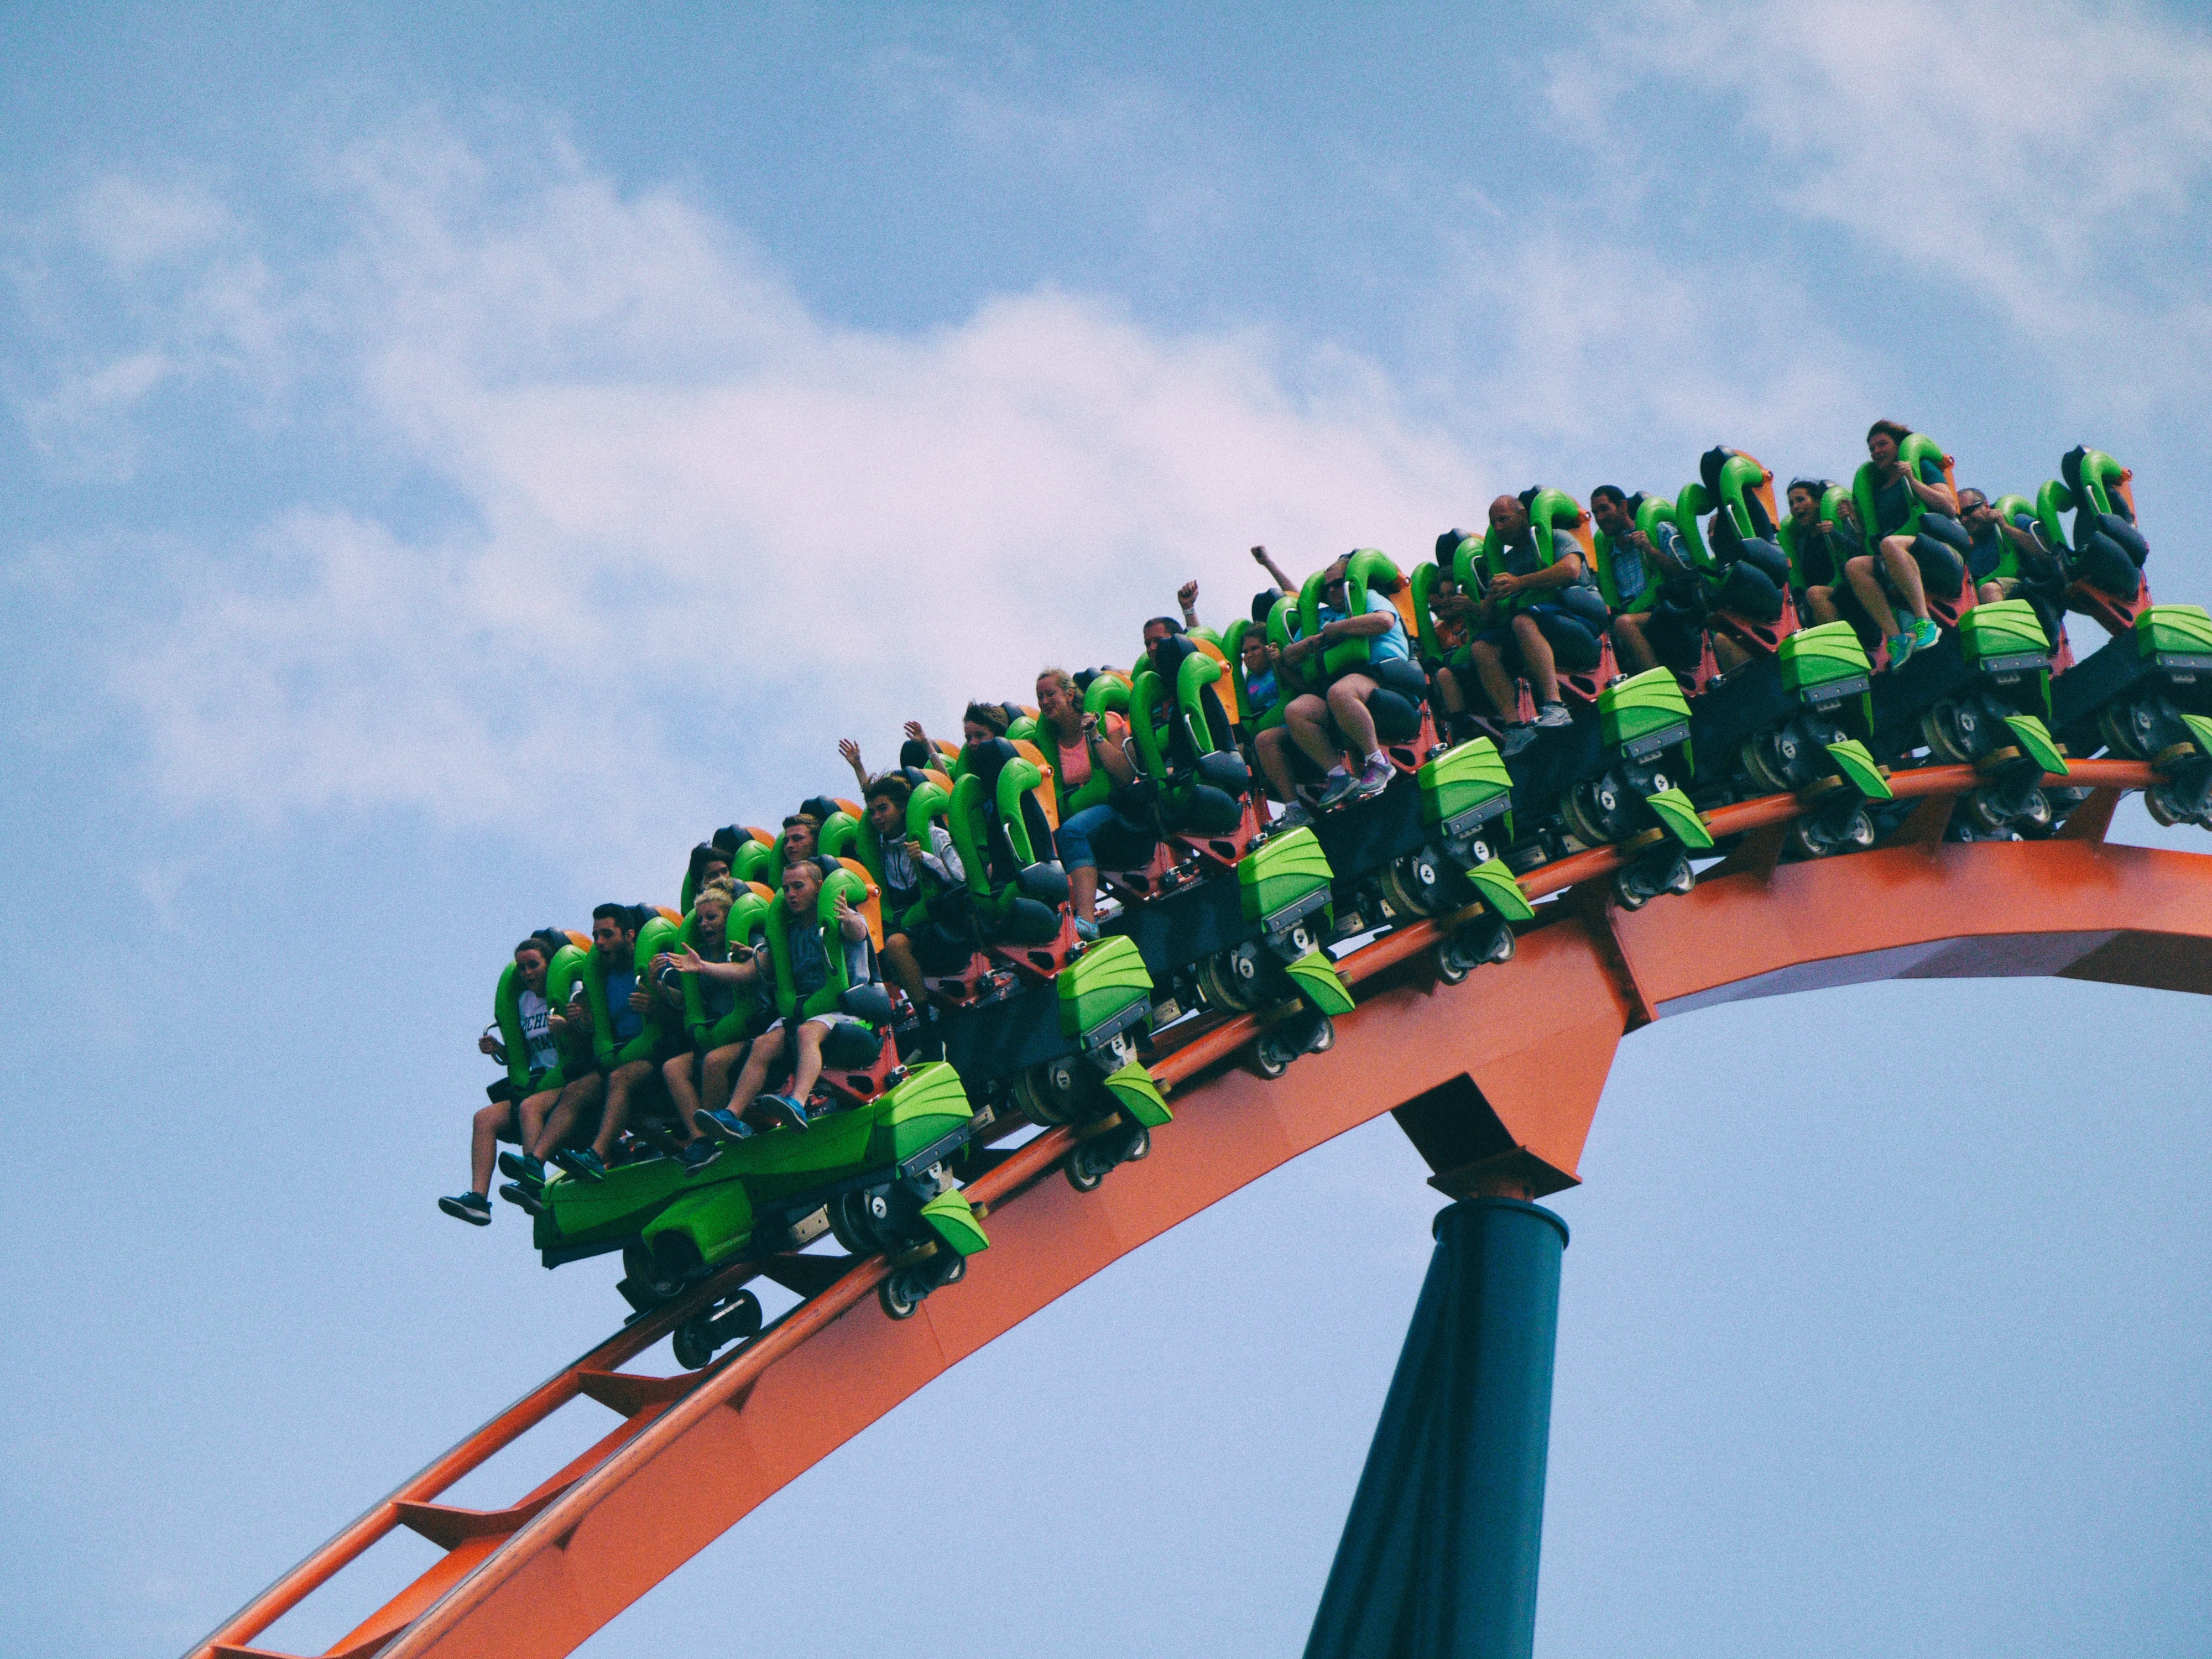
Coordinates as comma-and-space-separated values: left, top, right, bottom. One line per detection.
1433, 940, 1470, 985
1065, 1150, 1105, 1193
937, 1253, 967, 1286
1611, 869, 1650, 911
2146, 784, 2185, 827
1250, 1034, 1292, 1079
1838, 808, 1877, 852
622, 1241, 686, 1306
2016, 789, 2054, 833
1965, 787, 2011, 834
1305, 1015, 1335, 1055
2098, 700, 2152, 761
1122, 1125, 1151, 1162
1561, 782, 1610, 848
673, 1318, 715, 1370
1481, 919, 1516, 964
879, 1274, 922, 1321
1741, 732, 1792, 795
1195, 952, 1250, 1013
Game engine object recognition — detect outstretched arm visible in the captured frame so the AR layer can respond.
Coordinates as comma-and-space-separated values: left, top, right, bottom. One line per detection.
664, 942, 759, 983
1177, 579, 1202, 629
837, 738, 870, 792
1250, 545, 1296, 593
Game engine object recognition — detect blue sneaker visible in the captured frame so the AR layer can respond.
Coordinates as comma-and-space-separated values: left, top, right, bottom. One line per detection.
680, 1137, 721, 1172
759, 1092, 812, 1130
701, 1107, 752, 1141
497, 1151, 543, 1187
1886, 632, 1915, 669
1912, 615, 1941, 651
554, 1146, 607, 1182
497, 1181, 542, 1216
439, 1191, 492, 1225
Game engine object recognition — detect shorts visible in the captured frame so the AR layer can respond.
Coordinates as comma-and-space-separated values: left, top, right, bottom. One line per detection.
1476, 602, 1603, 672
765, 1011, 867, 1036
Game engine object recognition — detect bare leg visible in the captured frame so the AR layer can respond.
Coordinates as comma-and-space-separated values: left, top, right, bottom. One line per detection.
510, 1086, 559, 1164
701, 1041, 747, 1117
791, 1022, 831, 1104
469, 1100, 510, 1198
1878, 535, 1929, 622
1469, 640, 1518, 717
1434, 665, 1467, 717
1807, 585, 1840, 624
1255, 727, 1301, 802
881, 934, 930, 1002
594, 1058, 655, 1161
1326, 675, 1379, 756
1714, 634, 1751, 673
662, 1051, 704, 1138
1844, 555, 1901, 638
1510, 614, 1561, 704
726, 1035, 780, 1124
1613, 614, 1657, 674
1285, 693, 1340, 773
1067, 865, 1100, 922
1978, 580, 2004, 604
530, 1072, 604, 1160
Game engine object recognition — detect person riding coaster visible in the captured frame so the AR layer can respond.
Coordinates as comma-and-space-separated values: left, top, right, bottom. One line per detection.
1091, 623, 1264, 898
439, 929, 589, 1226
1778, 478, 1857, 628
1845, 420, 1969, 670
659, 879, 777, 1171
1666, 448, 1803, 675
1251, 552, 1422, 820
839, 766, 966, 1046
1463, 491, 1615, 757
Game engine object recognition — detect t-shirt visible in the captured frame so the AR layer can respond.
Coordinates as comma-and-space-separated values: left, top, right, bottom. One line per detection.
878, 822, 962, 914
786, 920, 872, 1003
1244, 666, 1279, 716
517, 988, 559, 1074
1966, 525, 2005, 582
686, 939, 738, 1023
1873, 456, 1947, 538
1606, 521, 1684, 608
1318, 587, 1411, 665
603, 968, 644, 1045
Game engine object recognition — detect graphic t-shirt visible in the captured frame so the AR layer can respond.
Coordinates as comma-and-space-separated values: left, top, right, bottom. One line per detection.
518, 988, 559, 1074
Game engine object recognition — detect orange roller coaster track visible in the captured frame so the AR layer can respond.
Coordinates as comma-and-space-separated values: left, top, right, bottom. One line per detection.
193, 764, 2212, 1659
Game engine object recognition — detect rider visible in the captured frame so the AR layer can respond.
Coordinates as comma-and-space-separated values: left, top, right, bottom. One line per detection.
1783, 478, 1849, 625
1272, 553, 1409, 810
440, 936, 568, 1225
1845, 419, 1960, 667
517, 905, 659, 1182
1036, 665, 1139, 930
656, 879, 762, 1172
1466, 493, 1592, 749
1588, 484, 1710, 676
857, 770, 964, 1011
677, 859, 874, 1136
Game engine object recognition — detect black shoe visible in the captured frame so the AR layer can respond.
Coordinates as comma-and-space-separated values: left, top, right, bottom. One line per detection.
497, 1151, 544, 1186
498, 1181, 543, 1216
554, 1146, 607, 1182
1496, 723, 1537, 757
680, 1138, 721, 1173
439, 1191, 492, 1226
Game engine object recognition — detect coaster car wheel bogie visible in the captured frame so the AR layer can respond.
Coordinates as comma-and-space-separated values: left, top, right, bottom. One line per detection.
674, 1288, 763, 1370
621, 1241, 689, 1307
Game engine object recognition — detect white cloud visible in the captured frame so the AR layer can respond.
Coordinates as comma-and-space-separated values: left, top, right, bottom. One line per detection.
9, 125, 1487, 869
1562, 0, 2212, 400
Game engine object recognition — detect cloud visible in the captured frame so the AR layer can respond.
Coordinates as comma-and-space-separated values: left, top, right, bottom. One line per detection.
1560, 0, 2212, 404
5, 122, 1486, 868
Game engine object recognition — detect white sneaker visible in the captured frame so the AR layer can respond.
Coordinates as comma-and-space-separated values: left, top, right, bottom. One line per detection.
1272, 801, 1314, 831
1535, 702, 1573, 728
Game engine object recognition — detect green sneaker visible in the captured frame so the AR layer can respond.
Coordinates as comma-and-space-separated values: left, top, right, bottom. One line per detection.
1886, 632, 1915, 669
1912, 615, 1940, 651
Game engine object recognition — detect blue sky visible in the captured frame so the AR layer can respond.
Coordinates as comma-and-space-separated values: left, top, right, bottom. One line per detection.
4, 3, 2211, 1656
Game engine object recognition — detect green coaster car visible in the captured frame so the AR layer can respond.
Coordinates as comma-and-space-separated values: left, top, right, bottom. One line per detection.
2090, 604, 2212, 828
539, 1061, 991, 1361
1561, 669, 1717, 909
1182, 827, 1355, 1077
1738, 621, 1891, 858
1925, 599, 2073, 836
1396, 737, 1536, 979
1004, 935, 1173, 1192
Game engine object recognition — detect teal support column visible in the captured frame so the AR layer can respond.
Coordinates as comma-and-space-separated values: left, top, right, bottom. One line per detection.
1304, 1197, 1569, 1659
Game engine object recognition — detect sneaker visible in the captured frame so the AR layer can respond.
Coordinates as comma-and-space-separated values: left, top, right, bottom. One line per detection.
497, 1151, 544, 1187
498, 1181, 543, 1216
1535, 701, 1573, 729
554, 1146, 607, 1182
1886, 632, 1915, 669
1270, 801, 1314, 832
1352, 754, 1395, 801
1313, 768, 1363, 810
1912, 615, 1941, 651
701, 1107, 752, 1141
1072, 917, 1099, 942
1496, 723, 1537, 758
759, 1092, 812, 1130
679, 1138, 722, 1173
439, 1191, 492, 1226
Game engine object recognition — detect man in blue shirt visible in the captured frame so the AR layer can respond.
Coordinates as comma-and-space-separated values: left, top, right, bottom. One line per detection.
1467, 494, 1599, 749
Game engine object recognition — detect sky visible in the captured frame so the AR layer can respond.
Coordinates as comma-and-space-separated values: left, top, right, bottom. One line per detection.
3, 2, 2211, 1656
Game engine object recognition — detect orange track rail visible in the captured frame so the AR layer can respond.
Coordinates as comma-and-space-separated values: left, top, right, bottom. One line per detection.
192, 765, 2212, 1659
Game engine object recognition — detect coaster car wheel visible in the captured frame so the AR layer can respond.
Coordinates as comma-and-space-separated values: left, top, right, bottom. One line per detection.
622, 1241, 688, 1307
1921, 699, 1981, 764
879, 1270, 926, 1321
673, 1290, 763, 1370
1560, 778, 1615, 848
2098, 697, 2155, 760
1433, 939, 1471, 984
829, 1186, 897, 1255
1065, 1144, 1108, 1192
1378, 846, 1448, 917
1740, 728, 1797, 795
2145, 784, 2198, 828
1964, 786, 2014, 834
1250, 1029, 1296, 1080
